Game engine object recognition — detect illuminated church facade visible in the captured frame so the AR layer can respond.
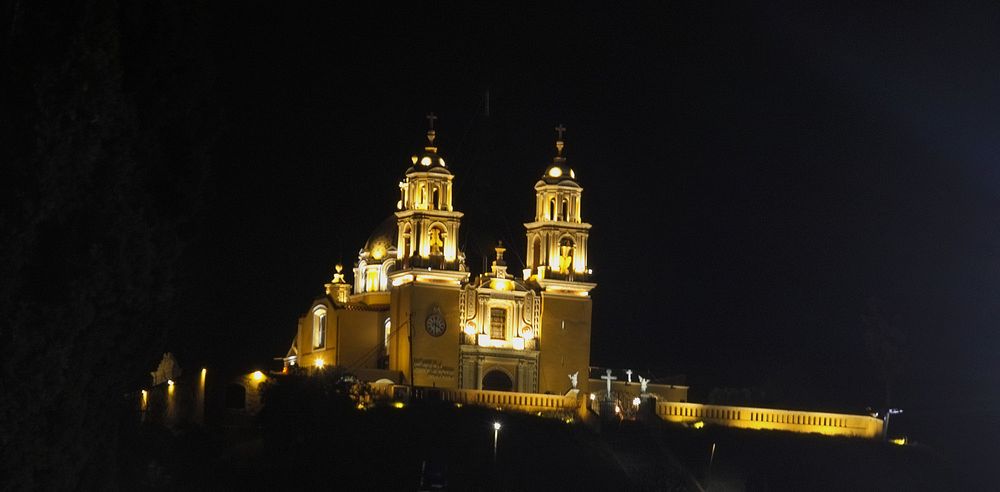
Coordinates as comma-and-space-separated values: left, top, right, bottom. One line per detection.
284, 120, 597, 395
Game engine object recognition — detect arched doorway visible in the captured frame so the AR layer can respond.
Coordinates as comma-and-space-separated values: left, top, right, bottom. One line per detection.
482, 370, 513, 392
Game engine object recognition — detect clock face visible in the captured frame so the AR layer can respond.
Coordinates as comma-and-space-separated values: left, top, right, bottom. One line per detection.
425, 309, 447, 337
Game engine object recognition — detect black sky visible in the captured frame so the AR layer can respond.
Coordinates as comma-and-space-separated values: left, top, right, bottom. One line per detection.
172, 2, 1000, 414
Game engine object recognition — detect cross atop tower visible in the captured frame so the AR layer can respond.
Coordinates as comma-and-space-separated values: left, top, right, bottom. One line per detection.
425, 112, 438, 146
554, 124, 566, 157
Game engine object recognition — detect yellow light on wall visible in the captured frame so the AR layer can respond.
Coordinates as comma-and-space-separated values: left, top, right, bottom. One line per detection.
314, 357, 325, 369
548, 167, 562, 178
421, 156, 432, 166
252, 370, 265, 382
693, 421, 705, 429
464, 321, 477, 335
167, 379, 174, 386
393, 402, 405, 409
372, 246, 385, 260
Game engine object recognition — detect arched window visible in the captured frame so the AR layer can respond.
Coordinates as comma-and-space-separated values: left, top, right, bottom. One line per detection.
561, 199, 569, 221
531, 236, 542, 270
384, 318, 391, 349
401, 223, 412, 258
312, 307, 327, 349
431, 186, 440, 210
548, 198, 556, 220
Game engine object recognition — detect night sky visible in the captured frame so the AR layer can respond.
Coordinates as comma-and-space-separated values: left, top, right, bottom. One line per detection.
173, 2, 1000, 416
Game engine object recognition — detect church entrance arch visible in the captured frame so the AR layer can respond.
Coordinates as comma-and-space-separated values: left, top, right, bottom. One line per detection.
482, 369, 513, 392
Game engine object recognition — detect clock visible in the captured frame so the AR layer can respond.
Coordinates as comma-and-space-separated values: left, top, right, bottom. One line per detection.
425, 307, 447, 337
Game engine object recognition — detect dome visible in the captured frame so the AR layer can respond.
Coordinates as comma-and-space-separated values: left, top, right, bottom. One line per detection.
405, 148, 451, 175
362, 214, 398, 262
538, 159, 580, 187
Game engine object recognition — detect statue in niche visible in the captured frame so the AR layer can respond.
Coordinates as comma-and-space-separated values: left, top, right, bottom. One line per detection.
429, 227, 445, 255
150, 352, 182, 386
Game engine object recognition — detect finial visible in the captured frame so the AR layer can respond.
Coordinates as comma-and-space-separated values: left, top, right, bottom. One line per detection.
554, 124, 566, 157
425, 112, 438, 146
495, 240, 506, 263
335, 264, 343, 273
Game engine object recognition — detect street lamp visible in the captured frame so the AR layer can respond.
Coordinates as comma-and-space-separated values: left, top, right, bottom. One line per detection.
493, 422, 502, 462
884, 408, 903, 441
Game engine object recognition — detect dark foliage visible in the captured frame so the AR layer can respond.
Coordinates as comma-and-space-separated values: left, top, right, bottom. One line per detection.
253, 371, 632, 490
0, 0, 214, 488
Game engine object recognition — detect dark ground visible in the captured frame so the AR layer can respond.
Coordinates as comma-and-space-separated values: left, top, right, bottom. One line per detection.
128, 405, 958, 491
123, 373, 956, 491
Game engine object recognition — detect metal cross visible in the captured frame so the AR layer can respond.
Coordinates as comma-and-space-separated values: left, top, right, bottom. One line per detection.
555, 124, 566, 140
601, 369, 617, 397
426, 112, 438, 130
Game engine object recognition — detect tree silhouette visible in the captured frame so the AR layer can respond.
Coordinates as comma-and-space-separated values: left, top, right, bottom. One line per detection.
1, 1, 214, 488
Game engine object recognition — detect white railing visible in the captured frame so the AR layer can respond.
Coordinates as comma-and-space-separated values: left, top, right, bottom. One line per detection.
654, 401, 884, 438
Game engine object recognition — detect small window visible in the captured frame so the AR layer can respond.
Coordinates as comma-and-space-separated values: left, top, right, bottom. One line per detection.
490, 308, 507, 339
313, 309, 327, 349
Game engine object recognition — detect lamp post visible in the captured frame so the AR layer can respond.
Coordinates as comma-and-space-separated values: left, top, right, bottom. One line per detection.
884, 408, 903, 441
493, 422, 502, 463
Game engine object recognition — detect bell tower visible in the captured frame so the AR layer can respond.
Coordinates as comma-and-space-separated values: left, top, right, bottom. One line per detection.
393, 113, 466, 272
523, 125, 594, 294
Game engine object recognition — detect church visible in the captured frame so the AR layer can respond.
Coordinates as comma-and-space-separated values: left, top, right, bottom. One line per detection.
283, 117, 598, 396
140, 115, 883, 440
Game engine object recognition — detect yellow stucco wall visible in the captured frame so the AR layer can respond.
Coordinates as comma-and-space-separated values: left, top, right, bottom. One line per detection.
336, 309, 384, 369
538, 293, 592, 394
389, 282, 463, 387
407, 283, 462, 388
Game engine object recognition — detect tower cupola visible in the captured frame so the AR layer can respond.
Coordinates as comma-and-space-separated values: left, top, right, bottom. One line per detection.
524, 125, 593, 286
394, 114, 466, 271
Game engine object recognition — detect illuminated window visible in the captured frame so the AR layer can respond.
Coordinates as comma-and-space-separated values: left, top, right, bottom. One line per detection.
366, 268, 379, 292
384, 318, 391, 348
312, 308, 327, 349
490, 308, 506, 339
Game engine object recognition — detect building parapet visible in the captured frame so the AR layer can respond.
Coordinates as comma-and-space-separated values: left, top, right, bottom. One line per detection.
654, 400, 883, 438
